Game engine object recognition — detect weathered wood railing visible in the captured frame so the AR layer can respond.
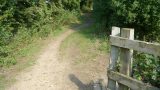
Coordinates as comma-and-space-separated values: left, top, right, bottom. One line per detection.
107, 27, 160, 90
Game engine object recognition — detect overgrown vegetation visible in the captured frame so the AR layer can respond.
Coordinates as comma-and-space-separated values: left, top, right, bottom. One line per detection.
1, 0, 159, 88
93, 0, 160, 41
0, 0, 89, 89
80, 0, 93, 12
0, 0, 80, 67
93, 0, 160, 87
133, 53, 160, 87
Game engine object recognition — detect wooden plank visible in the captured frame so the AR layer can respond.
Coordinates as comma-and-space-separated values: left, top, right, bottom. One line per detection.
110, 36, 160, 56
107, 26, 120, 90
119, 28, 134, 90
120, 28, 134, 75
109, 27, 121, 70
108, 70, 160, 90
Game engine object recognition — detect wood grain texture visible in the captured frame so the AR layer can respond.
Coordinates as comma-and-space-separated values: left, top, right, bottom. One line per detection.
108, 70, 160, 90
110, 36, 160, 56
119, 28, 134, 90
107, 26, 120, 90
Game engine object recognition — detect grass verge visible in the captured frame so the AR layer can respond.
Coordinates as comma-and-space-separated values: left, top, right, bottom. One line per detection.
60, 25, 109, 63
60, 24, 109, 83
0, 27, 66, 90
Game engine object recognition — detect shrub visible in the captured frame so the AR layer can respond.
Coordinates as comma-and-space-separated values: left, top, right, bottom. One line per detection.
62, 0, 80, 11
80, 0, 93, 11
93, 0, 160, 87
133, 53, 160, 87
0, 0, 80, 67
93, 0, 160, 41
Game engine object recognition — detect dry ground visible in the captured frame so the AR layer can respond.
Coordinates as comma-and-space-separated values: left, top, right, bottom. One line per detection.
7, 18, 109, 90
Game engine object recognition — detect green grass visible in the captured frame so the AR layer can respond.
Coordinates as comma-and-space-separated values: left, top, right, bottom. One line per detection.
0, 75, 16, 90
0, 27, 66, 90
0, 75, 5, 90
51, 26, 67, 38
60, 25, 109, 65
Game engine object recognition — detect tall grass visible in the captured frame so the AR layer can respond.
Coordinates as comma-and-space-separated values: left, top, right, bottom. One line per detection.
0, 1, 79, 67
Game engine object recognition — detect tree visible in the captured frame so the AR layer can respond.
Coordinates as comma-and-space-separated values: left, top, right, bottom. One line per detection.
93, 0, 160, 87
93, 0, 160, 41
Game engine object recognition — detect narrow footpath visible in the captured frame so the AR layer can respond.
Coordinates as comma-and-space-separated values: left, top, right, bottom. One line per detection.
8, 23, 92, 90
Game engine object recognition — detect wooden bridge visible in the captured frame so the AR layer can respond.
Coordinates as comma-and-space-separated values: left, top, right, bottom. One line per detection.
93, 27, 160, 90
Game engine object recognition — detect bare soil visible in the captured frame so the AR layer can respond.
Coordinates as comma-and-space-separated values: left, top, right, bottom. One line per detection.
7, 20, 108, 90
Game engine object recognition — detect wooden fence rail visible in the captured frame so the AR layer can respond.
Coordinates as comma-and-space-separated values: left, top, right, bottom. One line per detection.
110, 36, 160, 56
107, 27, 160, 90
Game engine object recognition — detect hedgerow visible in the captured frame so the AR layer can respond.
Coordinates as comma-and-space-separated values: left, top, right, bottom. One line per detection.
0, 0, 80, 67
93, 0, 160, 87
93, 0, 160, 41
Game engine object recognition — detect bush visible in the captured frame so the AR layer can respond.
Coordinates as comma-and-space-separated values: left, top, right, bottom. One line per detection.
133, 53, 160, 87
80, 0, 93, 11
93, 0, 160, 41
93, 0, 160, 87
0, 0, 80, 67
62, 0, 80, 11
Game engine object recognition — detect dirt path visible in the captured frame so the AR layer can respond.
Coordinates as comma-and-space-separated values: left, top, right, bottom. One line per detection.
7, 24, 92, 90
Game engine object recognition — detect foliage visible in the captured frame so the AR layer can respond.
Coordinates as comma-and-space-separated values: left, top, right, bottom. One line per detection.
47, 0, 81, 11
93, 0, 160, 41
80, 0, 93, 12
93, 0, 160, 87
0, 0, 79, 67
133, 53, 160, 87
62, 0, 80, 11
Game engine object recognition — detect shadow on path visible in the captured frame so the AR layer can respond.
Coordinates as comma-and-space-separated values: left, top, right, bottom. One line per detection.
69, 74, 93, 90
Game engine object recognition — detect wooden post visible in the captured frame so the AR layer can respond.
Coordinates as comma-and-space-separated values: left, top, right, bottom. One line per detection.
107, 27, 120, 90
119, 28, 134, 90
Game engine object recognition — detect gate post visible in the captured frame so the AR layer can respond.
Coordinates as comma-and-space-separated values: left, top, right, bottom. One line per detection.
107, 27, 120, 90
119, 28, 134, 90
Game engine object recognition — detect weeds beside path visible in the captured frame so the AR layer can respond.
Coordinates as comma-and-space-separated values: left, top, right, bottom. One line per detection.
7, 29, 74, 90
7, 18, 97, 90
60, 23, 109, 90
6, 14, 109, 90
